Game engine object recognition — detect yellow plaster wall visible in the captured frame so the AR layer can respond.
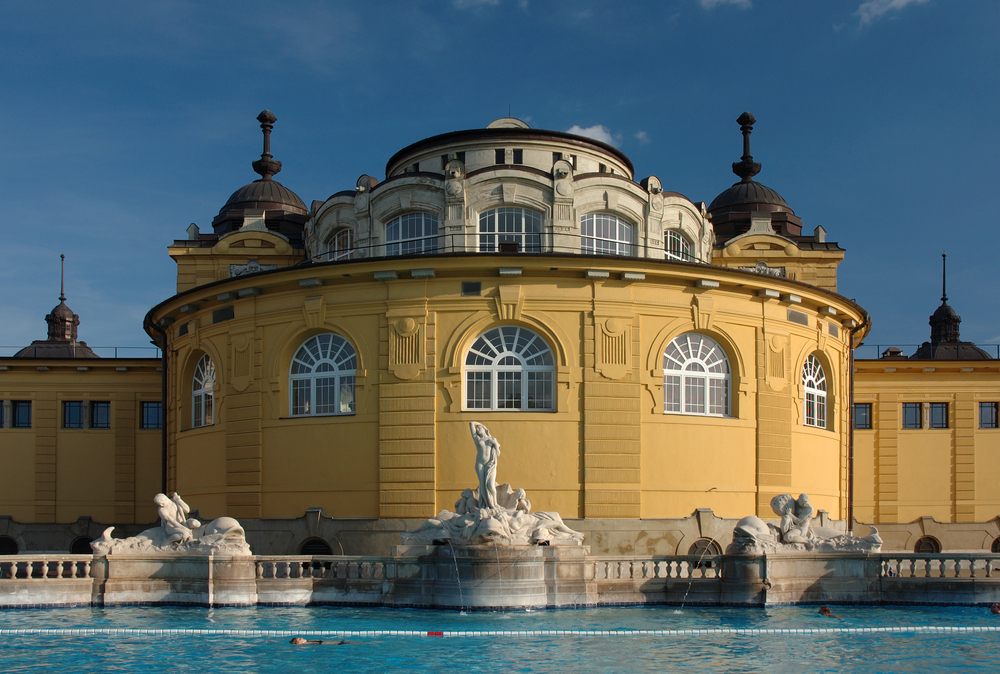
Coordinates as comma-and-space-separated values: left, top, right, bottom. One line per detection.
0, 431, 36, 521
896, 430, 953, 522
56, 430, 116, 522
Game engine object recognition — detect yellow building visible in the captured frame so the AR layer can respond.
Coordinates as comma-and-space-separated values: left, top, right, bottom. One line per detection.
4, 111, 996, 554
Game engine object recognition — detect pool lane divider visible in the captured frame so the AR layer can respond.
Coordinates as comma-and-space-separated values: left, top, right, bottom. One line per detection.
3, 626, 1000, 638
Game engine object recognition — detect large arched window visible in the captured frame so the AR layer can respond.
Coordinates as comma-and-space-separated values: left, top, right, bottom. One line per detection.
290, 334, 357, 416
803, 354, 827, 428
192, 354, 216, 428
581, 213, 634, 256
327, 229, 352, 261
663, 333, 730, 416
478, 207, 542, 253
465, 326, 555, 411
386, 213, 439, 255
666, 230, 692, 261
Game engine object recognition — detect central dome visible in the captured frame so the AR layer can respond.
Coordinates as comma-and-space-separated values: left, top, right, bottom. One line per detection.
221, 179, 307, 216
708, 179, 789, 213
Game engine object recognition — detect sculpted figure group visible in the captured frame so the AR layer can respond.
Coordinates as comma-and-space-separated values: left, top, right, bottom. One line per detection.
402, 422, 584, 547
729, 493, 882, 554
90, 493, 251, 556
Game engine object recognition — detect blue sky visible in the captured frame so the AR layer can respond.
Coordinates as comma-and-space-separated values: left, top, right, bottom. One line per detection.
1, 0, 997, 358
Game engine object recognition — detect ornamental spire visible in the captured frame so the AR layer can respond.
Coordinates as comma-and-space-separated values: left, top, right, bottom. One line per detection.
731, 111, 762, 182
251, 110, 282, 181
941, 252, 948, 303
59, 253, 66, 302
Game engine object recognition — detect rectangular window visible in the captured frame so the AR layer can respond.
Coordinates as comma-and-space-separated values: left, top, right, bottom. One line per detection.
140, 402, 163, 430
90, 401, 111, 429
63, 401, 85, 429
465, 372, 491, 409
552, 152, 562, 163
13, 401, 31, 428
496, 371, 522, 409
291, 380, 311, 416
685, 376, 706, 414
929, 402, 949, 429
512, 149, 523, 165
981, 402, 998, 429
853, 403, 873, 430
665, 375, 681, 413
902, 403, 922, 429
0, 402, 4, 428
495, 149, 505, 165
526, 371, 553, 410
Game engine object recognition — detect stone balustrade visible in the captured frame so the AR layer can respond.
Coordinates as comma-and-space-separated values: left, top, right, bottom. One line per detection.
880, 553, 999, 579
0, 555, 93, 580
592, 555, 724, 581
254, 556, 387, 580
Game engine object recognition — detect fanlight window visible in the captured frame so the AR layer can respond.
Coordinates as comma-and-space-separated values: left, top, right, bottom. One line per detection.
666, 230, 693, 261
581, 213, 633, 256
465, 326, 555, 411
290, 334, 357, 416
386, 213, 439, 256
663, 334, 730, 416
478, 207, 542, 253
327, 229, 353, 261
192, 354, 216, 428
803, 354, 827, 428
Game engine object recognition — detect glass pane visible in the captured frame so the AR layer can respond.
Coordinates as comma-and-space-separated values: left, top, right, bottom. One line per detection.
526, 371, 553, 410
91, 402, 111, 429
685, 377, 705, 414
204, 395, 213, 426
316, 376, 336, 414
497, 371, 522, 409
665, 375, 681, 412
340, 376, 355, 413
193, 396, 203, 428
64, 402, 84, 429
466, 372, 491, 409
292, 380, 311, 415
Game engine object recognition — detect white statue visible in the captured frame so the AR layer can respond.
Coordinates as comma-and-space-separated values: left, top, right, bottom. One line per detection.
728, 492, 881, 554
91, 492, 251, 556
402, 423, 584, 547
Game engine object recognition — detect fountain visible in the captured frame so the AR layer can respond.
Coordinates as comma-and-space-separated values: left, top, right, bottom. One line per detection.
394, 422, 593, 609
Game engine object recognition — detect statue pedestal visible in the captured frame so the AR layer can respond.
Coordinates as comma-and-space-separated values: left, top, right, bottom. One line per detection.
97, 554, 258, 606
388, 544, 596, 609
720, 552, 881, 605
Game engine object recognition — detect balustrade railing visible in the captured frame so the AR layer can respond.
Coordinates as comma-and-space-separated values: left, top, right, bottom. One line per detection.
0, 555, 94, 580
879, 553, 1000, 579
254, 556, 387, 581
591, 555, 724, 581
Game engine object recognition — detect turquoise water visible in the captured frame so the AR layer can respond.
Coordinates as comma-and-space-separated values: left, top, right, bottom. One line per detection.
2, 605, 998, 672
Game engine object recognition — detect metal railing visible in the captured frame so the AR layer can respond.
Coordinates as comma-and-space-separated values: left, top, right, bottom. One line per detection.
0, 346, 161, 359
855, 344, 1000, 360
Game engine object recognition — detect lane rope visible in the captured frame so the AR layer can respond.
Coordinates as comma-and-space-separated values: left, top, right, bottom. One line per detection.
1, 626, 999, 638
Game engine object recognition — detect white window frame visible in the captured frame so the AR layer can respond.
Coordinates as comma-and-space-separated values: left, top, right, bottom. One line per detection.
663, 333, 731, 417
464, 326, 555, 411
192, 355, 216, 428
327, 229, 353, 261
385, 213, 439, 256
289, 334, 357, 417
666, 230, 693, 261
803, 354, 827, 428
581, 213, 634, 257
478, 207, 543, 253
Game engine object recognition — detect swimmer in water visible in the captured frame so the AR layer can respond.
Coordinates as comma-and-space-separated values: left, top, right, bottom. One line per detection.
290, 637, 355, 645
990, 603, 1000, 615
818, 606, 843, 620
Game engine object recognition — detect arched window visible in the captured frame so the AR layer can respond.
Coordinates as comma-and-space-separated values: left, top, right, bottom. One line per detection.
991, 537, 1000, 554
666, 230, 692, 261
803, 354, 827, 428
0, 536, 18, 555
914, 536, 941, 553
581, 213, 633, 256
70, 537, 93, 554
327, 229, 352, 261
386, 213, 439, 255
663, 333, 730, 416
300, 538, 334, 555
192, 355, 216, 428
290, 334, 357, 416
478, 207, 542, 253
465, 326, 555, 411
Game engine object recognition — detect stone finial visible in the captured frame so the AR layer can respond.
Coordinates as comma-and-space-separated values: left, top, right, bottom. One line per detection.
732, 111, 762, 182
252, 109, 282, 180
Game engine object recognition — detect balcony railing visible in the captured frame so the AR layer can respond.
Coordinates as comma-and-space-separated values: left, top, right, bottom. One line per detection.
0, 346, 161, 359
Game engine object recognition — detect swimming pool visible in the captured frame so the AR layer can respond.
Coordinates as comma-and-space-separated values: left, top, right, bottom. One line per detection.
2, 605, 998, 672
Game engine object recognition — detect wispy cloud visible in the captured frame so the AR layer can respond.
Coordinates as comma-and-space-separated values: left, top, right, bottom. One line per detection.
699, 0, 751, 9
453, 0, 500, 8
635, 131, 651, 144
856, 0, 931, 26
566, 124, 618, 146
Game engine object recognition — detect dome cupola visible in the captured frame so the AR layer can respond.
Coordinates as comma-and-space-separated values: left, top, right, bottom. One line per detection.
14, 254, 98, 358
912, 254, 992, 360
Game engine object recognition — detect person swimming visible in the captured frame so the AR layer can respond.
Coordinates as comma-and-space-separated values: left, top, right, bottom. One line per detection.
290, 637, 354, 645
818, 606, 843, 620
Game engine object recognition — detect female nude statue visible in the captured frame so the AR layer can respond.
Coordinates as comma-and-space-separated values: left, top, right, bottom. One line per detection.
470, 422, 500, 511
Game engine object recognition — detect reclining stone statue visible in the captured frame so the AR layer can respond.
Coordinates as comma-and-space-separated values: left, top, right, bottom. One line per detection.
90, 493, 251, 556
402, 422, 584, 546
728, 492, 881, 554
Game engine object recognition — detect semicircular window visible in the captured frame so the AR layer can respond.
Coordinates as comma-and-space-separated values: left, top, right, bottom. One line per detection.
803, 354, 827, 428
386, 213, 439, 256
464, 326, 555, 411
581, 213, 633, 257
70, 537, 93, 555
300, 538, 334, 555
663, 333, 730, 417
0, 536, 18, 555
666, 230, 693, 262
290, 334, 357, 416
914, 536, 941, 554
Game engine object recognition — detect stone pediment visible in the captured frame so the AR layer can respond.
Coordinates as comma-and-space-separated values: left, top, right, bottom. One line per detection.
213, 230, 292, 256
722, 233, 800, 259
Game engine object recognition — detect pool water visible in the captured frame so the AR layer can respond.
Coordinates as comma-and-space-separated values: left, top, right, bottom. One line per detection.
2, 605, 998, 673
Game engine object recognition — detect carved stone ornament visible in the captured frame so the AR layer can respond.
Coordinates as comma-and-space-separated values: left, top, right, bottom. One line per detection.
727, 493, 881, 554
230, 259, 278, 278
91, 493, 252, 556
401, 423, 584, 547
737, 261, 786, 278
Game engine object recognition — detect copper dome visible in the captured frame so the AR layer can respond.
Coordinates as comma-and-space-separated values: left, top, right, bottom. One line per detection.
220, 179, 308, 216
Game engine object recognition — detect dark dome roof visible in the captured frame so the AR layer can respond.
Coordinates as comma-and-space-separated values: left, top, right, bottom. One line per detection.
708, 179, 789, 213
221, 179, 308, 216
49, 300, 75, 320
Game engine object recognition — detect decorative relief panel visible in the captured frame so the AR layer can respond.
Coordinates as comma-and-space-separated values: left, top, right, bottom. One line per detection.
302, 296, 325, 329
230, 259, 278, 278
388, 317, 423, 381
691, 294, 715, 331
495, 285, 524, 321
766, 334, 789, 392
596, 316, 632, 380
